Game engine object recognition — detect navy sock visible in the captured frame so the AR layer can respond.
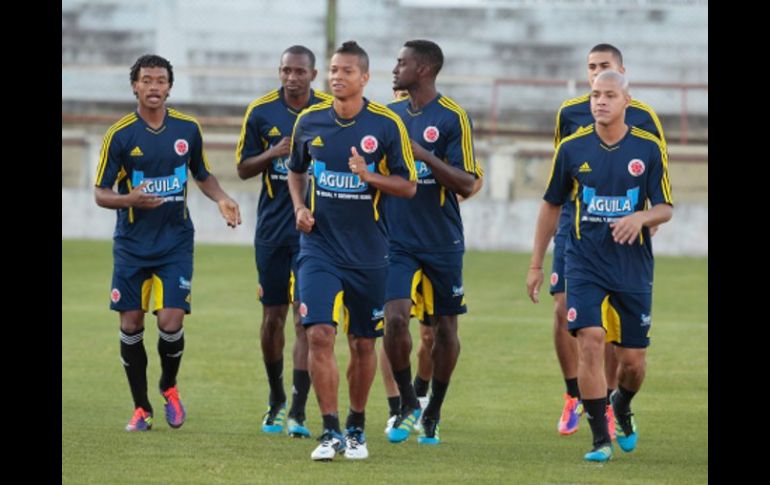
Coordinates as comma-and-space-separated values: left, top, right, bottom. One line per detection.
566, 378, 580, 399
322, 413, 340, 433
414, 376, 430, 397
423, 379, 449, 420
584, 398, 611, 448
345, 409, 365, 430
394, 366, 419, 409
387, 396, 400, 416
288, 369, 310, 419
264, 359, 286, 407
120, 329, 152, 413
613, 385, 637, 415
158, 328, 184, 391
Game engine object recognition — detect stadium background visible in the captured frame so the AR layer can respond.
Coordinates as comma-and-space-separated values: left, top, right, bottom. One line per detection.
62, 1, 707, 483
62, 0, 708, 255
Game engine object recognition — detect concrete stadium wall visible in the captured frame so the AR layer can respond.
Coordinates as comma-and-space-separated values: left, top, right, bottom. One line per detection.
62, 0, 708, 120
63, 188, 707, 256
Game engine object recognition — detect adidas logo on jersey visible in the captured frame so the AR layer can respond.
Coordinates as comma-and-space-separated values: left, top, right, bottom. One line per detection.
130, 146, 144, 157
311, 136, 324, 147
579, 162, 592, 173
268, 126, 281, 137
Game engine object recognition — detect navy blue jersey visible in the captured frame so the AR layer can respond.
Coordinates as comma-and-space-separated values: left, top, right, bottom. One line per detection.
384, 94, 481, 252
236, 88, 333, 246
95, 109, 211, 265
543, 125, 673, 292
289, 98, 416, 269
553, 95, 666, 238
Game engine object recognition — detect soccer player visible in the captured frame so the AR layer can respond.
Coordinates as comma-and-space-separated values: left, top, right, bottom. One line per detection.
384, 39, 482, 445
288, 41, 417, 461
550, 43, 666, 437
94, 54, 241, 432
527, 70, 673, 461
235, 45, 332, 438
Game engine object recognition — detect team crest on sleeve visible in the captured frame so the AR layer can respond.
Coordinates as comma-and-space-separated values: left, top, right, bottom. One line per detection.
550, 272, 559, 286
567, 307, 577, 322
174, 139, 190, 156
360, 135, 378, 154
299, 302, 308, 317
111, 288, 121, 303
628, 159, 645, 177
423, 126, 439, 143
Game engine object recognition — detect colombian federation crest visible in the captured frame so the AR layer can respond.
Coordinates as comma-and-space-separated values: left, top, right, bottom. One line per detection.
423, 126, 439, 143
567, 307, 577, 322
174, 139, 190, 156
628, 159, 645, 177
360, 135, 378, 154
550, 272, 559, 286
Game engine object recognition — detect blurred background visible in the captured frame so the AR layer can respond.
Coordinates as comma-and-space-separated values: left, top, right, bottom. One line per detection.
61, 0, 708, 255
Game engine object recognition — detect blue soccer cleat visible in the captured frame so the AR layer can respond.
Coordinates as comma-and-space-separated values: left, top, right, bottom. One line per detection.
387, 406, 421, 443
261, 403, 287, 434
610, 390, 638, 452
584, 443, 613, 462
287, 415, 311, 438
417, 416, 441, 445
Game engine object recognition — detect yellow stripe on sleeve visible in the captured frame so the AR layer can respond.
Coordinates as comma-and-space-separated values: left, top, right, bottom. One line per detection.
95, 113, 138, 186
168, 109, 213, 172
235, 90, 280, 164
366, 102, 416, 181
437, 96, 475, 174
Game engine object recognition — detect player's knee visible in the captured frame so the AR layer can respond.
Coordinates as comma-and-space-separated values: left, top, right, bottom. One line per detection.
553, 296, 568, 322
576, 330, 604, 356
434, 325, 459, 349
262, 315, 287, 337
386, 312, 410, 335
307, 325, 335, 351
349, 336, 375, 360
420, 331, 434, 350
620, 358, 646, 379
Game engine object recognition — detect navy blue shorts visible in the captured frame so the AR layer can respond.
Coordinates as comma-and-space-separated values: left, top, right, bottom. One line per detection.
296, 256, 385, 338
549, 232, 566, 294
110, 258, 193, 314
385, 248, 466, 323
566, 278, 652, 348
255, 243, 299, 306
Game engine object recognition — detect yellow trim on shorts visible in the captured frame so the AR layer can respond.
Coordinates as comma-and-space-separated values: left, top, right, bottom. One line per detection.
602, 295, 621, 344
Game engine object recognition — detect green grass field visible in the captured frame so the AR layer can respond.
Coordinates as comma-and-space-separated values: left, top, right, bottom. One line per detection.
62, 240, 707, 484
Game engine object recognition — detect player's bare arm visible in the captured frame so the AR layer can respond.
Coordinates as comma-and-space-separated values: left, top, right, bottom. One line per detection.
94, 182, 164, 210
610, 203, 672, 245
195, 175, 242, 228
410, 140, 475, 198
527, 201, 561, 303
237, 136, 291, 180
287, 170, 315, 233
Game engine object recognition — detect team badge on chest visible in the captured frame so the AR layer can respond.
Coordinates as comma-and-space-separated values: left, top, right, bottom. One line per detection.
627, 159, 645, 177
423, 126, 439, 143
360, 135, 378, 154
174, 139, 189, 156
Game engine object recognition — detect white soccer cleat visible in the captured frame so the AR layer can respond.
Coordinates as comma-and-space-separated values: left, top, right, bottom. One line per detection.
384, 414, 398, 435
311, 429, 345, 461
414, 396, 430, 431
343, 427, 369, 460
